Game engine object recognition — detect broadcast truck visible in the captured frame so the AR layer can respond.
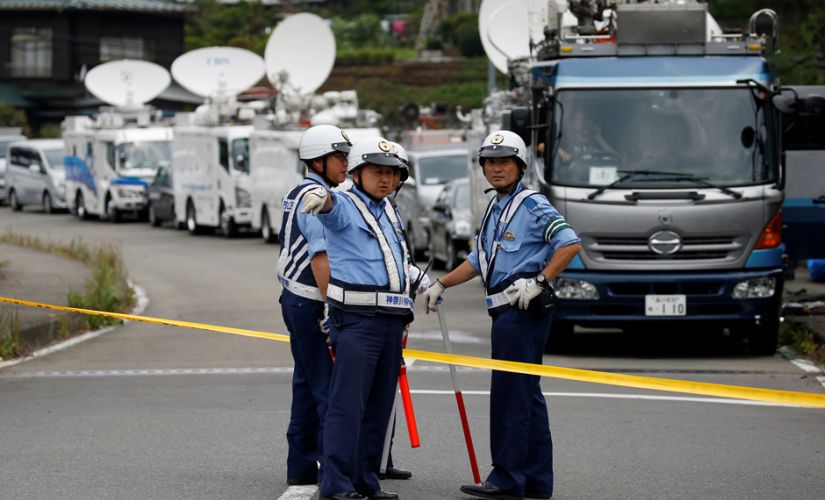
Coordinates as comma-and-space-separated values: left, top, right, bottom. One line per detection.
488, 0, 825, 354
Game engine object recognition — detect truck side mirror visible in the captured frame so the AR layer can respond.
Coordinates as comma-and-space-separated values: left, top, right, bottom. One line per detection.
778, 92, 825, 151
503, 107, 532, 147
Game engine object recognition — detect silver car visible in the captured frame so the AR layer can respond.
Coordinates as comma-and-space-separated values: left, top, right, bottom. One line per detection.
427, 178, 473, 270
5, 139, 67, 213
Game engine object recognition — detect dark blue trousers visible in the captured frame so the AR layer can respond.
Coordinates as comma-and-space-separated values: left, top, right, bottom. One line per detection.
320, 309, 404, 497
486, 307, 554, 497
281, 291, 333, 483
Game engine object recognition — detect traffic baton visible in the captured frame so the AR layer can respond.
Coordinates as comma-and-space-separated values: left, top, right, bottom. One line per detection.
436, 300, 481, 484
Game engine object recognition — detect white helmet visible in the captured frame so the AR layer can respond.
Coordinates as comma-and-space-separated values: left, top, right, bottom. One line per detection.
299, 125, 352, 161
390, 141, 410, 182
347, 136, 403, 173
478, 130, 528, 168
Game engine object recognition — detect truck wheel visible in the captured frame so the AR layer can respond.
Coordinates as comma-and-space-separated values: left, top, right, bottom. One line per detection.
105, 195, 121, 223
261, 208, 277, 244
544, 320, 574, 353
186, 200, 202, 235
43, 192, 53, 214
749, 316, 780, 356
9, 190, 22, 211
149, 203, 160, 227
75, 191, 89, 220
219, 204, 237, 238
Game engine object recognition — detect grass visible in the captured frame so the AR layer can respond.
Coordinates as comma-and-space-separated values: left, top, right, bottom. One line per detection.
0, 231, 135, 345
780, 320, 825, 367
0, 308, 24, 360
0, 259, 8, 280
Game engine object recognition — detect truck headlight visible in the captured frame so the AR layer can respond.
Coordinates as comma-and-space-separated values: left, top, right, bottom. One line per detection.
732, 277, 775, 299
116, 188, 143, 198
555, 278, 599, 300
235, 187, 251, 208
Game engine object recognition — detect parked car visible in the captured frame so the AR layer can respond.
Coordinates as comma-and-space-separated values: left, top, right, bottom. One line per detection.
391, 176, 425, 260
4, 139, 67, 213
428, 178, 473, 270
148, 166, 177, 227
405, 145, 469, 252
0, 128, 27, 205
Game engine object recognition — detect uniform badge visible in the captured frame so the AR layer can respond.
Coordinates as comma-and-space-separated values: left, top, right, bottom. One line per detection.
341, 130, 350, 141
491, 133, 504, 145
502, 231, 515, 241
378, 140, 392, 152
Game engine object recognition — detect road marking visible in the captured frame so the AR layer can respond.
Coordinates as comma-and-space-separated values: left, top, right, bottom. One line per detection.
4, 367, 296, 378
790, 358, 822, 374
409, 329, 484, 344
276, 485, 317, 500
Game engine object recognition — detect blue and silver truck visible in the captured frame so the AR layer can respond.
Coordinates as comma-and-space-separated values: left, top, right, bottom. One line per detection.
498, 1, 825, 354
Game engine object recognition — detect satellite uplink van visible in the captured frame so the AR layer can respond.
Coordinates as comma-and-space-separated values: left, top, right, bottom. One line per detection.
170, 46, 266, 237
249, 13, 382, 243
63, 60, 173, 222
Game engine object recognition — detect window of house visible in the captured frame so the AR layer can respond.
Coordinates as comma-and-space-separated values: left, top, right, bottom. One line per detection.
100, 37, 152, 62
11, 28, 53, 78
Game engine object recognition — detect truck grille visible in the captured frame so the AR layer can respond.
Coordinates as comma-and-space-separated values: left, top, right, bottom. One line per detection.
591, 234, 739, 261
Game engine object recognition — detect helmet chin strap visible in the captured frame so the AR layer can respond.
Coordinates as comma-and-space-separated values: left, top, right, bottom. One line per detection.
310, 156, 338, 188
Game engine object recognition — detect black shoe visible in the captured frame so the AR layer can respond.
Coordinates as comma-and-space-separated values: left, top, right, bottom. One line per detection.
377, 467, 412, 480
287, 477, 317, 486
524, 492, 552, 499
367, 490, 399, 500
460, 482, 522, 500
320, 493, 366, 500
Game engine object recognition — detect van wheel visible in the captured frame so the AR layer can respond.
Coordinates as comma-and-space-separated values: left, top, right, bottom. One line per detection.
186, 200, 202, 235
43, 192, 53, 214
219, 205, 237, 238
105, 195, 121, 223
261, 207, 277, 243
9, 190, 22, 211
74, 191, 89, 220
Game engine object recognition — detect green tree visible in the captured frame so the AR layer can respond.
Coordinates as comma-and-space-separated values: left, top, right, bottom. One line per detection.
0, 103, 30, 137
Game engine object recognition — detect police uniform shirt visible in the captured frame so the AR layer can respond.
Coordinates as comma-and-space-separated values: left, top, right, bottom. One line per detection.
467, 181, 581, 289
293, 172, 330, 262
317, 187, 407, 287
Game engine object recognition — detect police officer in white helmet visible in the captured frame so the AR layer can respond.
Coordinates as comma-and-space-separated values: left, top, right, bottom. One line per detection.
301, 136, 413, 500
421, 130, 582, 500
278, 124, 351, 486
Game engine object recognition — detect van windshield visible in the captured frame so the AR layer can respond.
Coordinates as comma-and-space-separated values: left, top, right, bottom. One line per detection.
417, 153, 468, 185
549, 88, 776, 188
44, 148, 65, 170
116, 141, 171, 171
0, 138, 25, 159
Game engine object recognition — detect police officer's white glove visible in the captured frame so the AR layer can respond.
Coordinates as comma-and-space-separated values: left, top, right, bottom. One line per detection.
408, 265, 431, 295
505, 278, 544, 310
300, 186, 329, 215
319, 304, 331, 340
421, 279, 446, 314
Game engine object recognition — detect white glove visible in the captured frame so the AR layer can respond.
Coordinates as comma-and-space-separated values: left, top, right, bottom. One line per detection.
300, 186, 329, 215
505, 277, 544, 310
408, 265, 431, 295
420, 280, 446, 314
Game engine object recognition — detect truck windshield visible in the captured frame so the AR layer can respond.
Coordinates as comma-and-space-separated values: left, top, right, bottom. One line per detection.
417, 153, 468, 185
116, 141, 171, 171
44, 148, 65, 170
549, 88, 775, 188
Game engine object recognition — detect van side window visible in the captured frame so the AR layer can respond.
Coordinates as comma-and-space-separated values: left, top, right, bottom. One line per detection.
106, 142, 117, 169
9, 147, 27, 166
30, 151, 44, 173
218, 139, 229, 173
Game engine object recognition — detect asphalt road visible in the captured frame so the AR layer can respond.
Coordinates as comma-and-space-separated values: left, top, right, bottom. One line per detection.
1, 207, 824, 500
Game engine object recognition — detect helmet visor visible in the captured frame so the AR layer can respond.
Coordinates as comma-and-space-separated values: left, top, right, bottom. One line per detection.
332, 141, 352, 154
479, 145, 520, 159
359, 152, 403, 167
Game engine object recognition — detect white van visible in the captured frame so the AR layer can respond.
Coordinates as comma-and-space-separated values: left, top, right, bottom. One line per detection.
172, 123, 253, 237
0, 128, 27, 205
5, 139, 67, 213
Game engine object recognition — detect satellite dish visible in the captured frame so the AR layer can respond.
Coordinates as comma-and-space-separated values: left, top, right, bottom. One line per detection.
483, 0, 548, 73
264, 13, 335, 95
171, 47, 265, 100
479, 0, 510, 74
84, 59, 171, 108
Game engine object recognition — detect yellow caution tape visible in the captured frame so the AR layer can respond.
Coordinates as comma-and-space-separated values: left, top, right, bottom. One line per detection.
3, 295, 825, 408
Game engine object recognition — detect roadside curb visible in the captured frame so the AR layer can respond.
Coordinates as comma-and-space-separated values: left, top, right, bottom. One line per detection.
0, 282, 148, 370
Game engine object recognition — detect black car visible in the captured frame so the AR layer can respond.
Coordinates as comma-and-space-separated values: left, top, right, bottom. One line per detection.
148, 167, 176, 227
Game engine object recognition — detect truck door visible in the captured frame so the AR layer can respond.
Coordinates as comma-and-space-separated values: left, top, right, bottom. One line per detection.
778, 86, 825, 268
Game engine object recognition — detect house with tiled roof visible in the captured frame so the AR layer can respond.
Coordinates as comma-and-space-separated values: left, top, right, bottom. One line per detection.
0, 0, 197, 133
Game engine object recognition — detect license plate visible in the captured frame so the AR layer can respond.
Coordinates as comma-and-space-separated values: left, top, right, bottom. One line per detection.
645, 294, 686, 316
